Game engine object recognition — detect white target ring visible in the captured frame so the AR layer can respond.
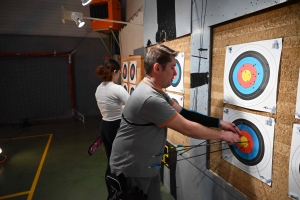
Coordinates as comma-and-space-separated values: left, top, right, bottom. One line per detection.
224, 39, 282, 113
222, 108, 275, 185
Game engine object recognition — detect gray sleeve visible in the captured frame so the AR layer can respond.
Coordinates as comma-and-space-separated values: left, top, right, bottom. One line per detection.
162, 92, 173, 105
138, 96, 177, 127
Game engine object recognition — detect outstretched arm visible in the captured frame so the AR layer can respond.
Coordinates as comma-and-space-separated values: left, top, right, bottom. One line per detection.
166, 114, 240, 143
171, 101, 241, 135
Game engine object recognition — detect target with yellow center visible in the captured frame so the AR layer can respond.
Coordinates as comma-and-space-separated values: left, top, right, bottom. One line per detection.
230, 119, 264, 166
229, 51, 270, 100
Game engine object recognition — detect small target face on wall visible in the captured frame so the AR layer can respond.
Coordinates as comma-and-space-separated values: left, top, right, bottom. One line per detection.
222, 108, 275, 186
129, 84, 136, 95
129, 61, 137, 84
223, 38, 282, 113
288, 124, 300, 199
122, 62, 128, 83
122, 82, 128, 93
166, 52, 184, 94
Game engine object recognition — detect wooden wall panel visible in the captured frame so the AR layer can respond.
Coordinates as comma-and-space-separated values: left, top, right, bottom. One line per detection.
210, 2, 300, 199
147, 35, 191, 146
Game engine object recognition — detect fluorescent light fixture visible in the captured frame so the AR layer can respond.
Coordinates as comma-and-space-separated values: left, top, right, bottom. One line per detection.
82, 0, 92, 6
0, 148, 2, 154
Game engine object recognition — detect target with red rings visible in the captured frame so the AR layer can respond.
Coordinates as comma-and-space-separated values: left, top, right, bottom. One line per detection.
223, 38, 282, 113
129, 61, 137, 84
122, 63, 128, 81
230, 119, 264, 166
171, 59, 182, 87
130, 63, 136, 81
229, 51, 270, 100
222, 108, 275, 186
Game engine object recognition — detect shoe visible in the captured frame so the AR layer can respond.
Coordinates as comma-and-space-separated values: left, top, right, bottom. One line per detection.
88, 137, 102, 155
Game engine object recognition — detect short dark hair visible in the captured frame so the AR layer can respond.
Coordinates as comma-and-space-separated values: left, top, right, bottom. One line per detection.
95, 59, 120, 81
144, 45, 178, 75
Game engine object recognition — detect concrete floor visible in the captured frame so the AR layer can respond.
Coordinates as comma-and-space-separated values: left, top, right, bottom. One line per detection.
0, 116, 175, 200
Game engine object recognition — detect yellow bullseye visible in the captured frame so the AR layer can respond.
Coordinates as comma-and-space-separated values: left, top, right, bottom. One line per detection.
242, 70, 252, 82
240, 136, 249, 148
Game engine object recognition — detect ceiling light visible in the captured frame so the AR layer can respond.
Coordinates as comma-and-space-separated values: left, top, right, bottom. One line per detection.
71, 12, 85, 28
82, 0, 92, 6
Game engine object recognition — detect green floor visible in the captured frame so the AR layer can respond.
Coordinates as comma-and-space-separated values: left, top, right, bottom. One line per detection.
0, 116, 174, 200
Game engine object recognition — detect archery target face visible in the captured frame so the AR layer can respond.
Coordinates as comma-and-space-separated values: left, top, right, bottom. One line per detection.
166, 92, 183, 107
122, 82, 128, 93
222, 108, 275, 186
288, 124, 300, 198
224, 38, 282, 113
129, 84, 136, 95
122, 62, 128, 82
129, 61, 137, 84
295, 70, 300, 119
166, 52, 184, 94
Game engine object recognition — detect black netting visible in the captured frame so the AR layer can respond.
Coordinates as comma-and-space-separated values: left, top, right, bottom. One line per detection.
0, 55, 73, 125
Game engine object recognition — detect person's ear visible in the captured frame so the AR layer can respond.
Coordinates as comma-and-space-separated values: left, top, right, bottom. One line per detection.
153, 63, 160, 73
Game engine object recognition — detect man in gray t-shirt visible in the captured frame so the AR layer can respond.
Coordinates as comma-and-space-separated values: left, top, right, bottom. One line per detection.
109, 45, 241, 200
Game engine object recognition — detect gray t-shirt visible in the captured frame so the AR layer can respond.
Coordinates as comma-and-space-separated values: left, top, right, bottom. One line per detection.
110, 77, 178, 177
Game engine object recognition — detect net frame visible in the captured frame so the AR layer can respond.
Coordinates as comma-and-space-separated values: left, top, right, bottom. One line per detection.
0, 51, 84, 125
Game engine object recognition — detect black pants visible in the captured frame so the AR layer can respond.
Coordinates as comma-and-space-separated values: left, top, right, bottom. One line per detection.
99, 119, 121, 199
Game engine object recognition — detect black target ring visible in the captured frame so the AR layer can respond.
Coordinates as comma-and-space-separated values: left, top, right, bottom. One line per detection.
230, 119, 265, 166
229, 51, 270, 100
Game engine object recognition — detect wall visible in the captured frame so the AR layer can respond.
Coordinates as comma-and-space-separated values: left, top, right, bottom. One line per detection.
143, 0, 191, 46
119, 10, 144, 58
210, 2, 300, 199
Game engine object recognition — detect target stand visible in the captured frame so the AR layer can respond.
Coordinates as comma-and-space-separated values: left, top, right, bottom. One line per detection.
223, 38, 282, 113
222, 108, 275, 186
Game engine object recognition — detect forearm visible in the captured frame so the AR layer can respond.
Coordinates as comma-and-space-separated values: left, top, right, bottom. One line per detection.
180, 108, 220, 128
167, 114, 240, 143
183, 121, 224, 140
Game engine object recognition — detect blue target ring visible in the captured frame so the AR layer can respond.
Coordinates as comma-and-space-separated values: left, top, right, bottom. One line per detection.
130, 87, 134, 95
229, 119, 264, 166
130, 64, 136, 81
122, 64, 128, 79
123, 85, 127, 91
232, 57, 264, 95
171, 59, 181, 87
229, 51, 270, 100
